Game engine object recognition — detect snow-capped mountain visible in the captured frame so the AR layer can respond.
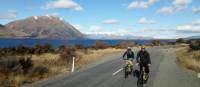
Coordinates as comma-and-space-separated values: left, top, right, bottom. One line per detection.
3, 15, 85, 39
85, 33, 154, 40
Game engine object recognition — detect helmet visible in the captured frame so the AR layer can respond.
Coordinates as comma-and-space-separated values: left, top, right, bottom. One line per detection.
127, 47, 131, 49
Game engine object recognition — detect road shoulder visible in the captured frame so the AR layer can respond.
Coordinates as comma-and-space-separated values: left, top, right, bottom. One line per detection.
153, 48, 200, 87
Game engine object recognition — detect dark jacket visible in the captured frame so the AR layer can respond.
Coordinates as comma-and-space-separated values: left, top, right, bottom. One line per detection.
136, 50, 151, 64
123, 51, 134, 59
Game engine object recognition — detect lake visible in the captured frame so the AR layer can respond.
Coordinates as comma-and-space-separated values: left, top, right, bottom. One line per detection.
0, 38, 174, 48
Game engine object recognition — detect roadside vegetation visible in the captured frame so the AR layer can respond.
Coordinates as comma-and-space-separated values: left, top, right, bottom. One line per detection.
176, 38, 200, 73
0, 40, 173, 87
0, 44, 55, 87
0, 41, 123, 87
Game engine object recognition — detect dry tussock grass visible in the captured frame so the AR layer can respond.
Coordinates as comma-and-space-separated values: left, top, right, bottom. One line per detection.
176, 43, 189, 48
0, 53, 70, 87
29, 48, 124, 82
176, 47, 200, 72
44, 48, 122, 73
0, 48, 124, 87
76, 48, 123, 65
32, 53, 70, 76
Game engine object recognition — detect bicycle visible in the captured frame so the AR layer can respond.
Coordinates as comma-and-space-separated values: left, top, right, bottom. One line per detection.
124, 59, 133, 78
137, 66, 149, 87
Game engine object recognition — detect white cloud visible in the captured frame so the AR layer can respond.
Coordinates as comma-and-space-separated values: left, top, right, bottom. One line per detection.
128, 1, 149, 9
0, 10, 17, 19
89, 25, 102, 32
177, 24, 192, 30
41, 13, 64, 20
157, 0, 192, 15
128, 0, 158, 9
192, 7, 200, 14
176, 19, 200, 34
73, 25, 109, 34
85, 26, 131, 36
157, 6, 176, 14
138, 17, 156, 24
176, 24, 200, 33
192, 19, 200, 25
49, 12, 60, 16
103, 19, 119, 24
85, 26, 179, 39
173, 0, 192, 7
43, 12, 60, 17
157, 6, 186, 14
45, 0, 83, 11
83, 25, 195, 39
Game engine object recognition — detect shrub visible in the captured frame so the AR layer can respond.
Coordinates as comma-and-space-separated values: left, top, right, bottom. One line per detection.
151, 40, 161, 46
15, 45, 34, 55
74, 44, 85, 49
58, 45, 65, 50
189, 40, 200, 51
176, 38, 187, 44
34, 44, 43, 55
28, 66, 49, 78
93, 41, 109, 49
115, 41, 136, 49
0, 44, 56, 58
0, 56, 21, 74
0, 56, 33, 75
19, 57, 33, 74
59, 46, 76, 63
43, 43, 55, 53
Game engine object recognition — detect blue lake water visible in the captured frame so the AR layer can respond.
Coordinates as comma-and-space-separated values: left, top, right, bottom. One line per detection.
0, 38, 175, 48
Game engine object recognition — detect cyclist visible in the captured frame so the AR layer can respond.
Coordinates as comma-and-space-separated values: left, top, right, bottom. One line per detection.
136, 46, 151, 83
123, 47, 134, 61
123, 47, 134, 75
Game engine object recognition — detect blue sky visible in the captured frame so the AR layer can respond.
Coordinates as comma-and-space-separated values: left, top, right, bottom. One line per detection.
0, 0, 200, 39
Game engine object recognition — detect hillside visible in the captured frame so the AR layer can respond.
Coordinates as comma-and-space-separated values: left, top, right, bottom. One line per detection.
0, 24, 28, 38
0, 15, 85, 39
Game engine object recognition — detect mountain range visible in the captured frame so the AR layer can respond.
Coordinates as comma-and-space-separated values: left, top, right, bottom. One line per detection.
187, 36, 200, 39
0, 15, 156, 40
0, 15, 199, 40
85, 33, 154, 40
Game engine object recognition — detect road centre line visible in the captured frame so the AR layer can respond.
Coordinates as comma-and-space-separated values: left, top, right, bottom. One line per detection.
112, 68, 123, 76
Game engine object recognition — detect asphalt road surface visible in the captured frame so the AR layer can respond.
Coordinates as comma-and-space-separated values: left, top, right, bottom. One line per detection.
23, 47, 200, 87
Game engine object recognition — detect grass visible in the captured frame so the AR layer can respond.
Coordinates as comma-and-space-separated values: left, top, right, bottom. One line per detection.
77, 48, 123, 66
0, 47, 124, 87
176, 46, 200, 73
31, 53, 70, 75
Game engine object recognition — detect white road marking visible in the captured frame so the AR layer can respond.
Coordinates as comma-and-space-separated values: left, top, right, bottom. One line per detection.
198, 73, 200, 78
112, 68, 123, 76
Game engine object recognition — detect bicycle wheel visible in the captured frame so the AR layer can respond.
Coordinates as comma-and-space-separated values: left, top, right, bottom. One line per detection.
137, 74, 144, 87
124, 66, 128, 78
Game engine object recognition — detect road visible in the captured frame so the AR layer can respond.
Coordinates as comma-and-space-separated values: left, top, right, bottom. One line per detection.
23, 47, 200, 87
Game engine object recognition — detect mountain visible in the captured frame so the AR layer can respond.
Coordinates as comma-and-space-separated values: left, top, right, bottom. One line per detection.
85, 33, 154, 40
0, 24, 28, 38
4, 15, 84, 39
187, 36, 200, 39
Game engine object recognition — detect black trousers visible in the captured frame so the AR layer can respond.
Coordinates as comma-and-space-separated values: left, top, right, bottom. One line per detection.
139, 63, 149, 74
